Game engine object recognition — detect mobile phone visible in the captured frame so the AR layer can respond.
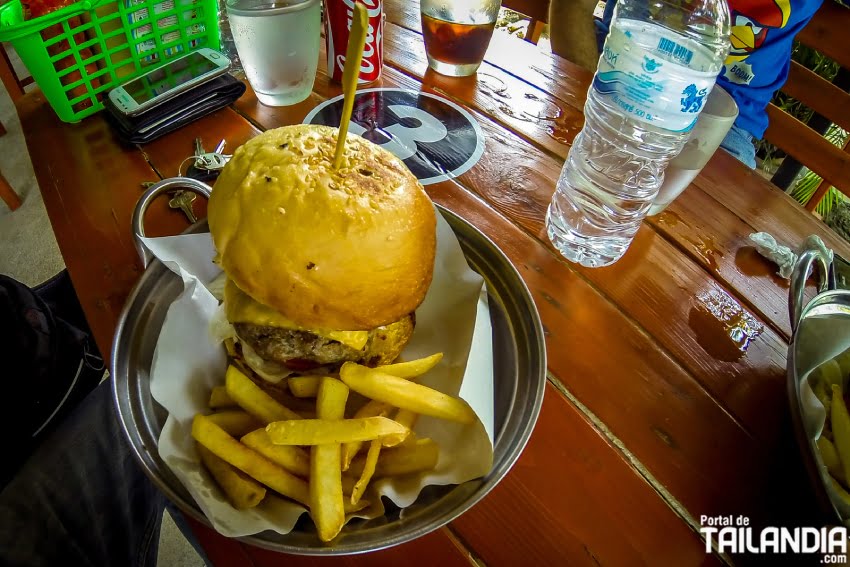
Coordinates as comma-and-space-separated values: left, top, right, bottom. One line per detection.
108, 48, 230, 116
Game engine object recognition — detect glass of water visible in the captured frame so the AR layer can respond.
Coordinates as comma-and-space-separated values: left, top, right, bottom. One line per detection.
226, 0, 321, 106
647, 86, 739, 215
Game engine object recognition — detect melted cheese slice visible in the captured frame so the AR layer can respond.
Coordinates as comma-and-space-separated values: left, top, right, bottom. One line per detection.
224, 279, 369, 351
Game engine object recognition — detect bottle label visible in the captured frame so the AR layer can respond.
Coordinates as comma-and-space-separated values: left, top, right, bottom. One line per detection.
592, 20, 719, 132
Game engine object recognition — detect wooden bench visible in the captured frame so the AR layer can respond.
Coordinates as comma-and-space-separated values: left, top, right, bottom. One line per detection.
502, 0, 549, 44
762, 0, 850, 211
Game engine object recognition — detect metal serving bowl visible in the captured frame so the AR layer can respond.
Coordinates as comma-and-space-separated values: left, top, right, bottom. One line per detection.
787, 247, 848, 524
112, 178, 547, 555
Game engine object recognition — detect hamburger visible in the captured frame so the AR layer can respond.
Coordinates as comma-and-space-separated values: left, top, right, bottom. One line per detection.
208, 125, 436, 382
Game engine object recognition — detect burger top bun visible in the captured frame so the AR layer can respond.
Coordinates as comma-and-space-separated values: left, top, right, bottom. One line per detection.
208, 125, 436, 331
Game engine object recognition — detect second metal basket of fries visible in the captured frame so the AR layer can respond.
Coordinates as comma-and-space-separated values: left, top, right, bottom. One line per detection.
787, 246, 850, 525
111, 178, 547, 554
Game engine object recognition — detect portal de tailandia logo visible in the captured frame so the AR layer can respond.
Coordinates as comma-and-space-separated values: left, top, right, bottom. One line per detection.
701, 515, 848, 563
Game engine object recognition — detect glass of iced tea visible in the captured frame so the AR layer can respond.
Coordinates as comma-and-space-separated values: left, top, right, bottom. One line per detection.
420, 0, 502, 77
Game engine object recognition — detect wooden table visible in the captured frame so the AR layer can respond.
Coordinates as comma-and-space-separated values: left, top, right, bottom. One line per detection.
16, 2, 850, 564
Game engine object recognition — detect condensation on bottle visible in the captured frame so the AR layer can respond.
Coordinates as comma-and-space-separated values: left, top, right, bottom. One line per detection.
546, 0, 730, 267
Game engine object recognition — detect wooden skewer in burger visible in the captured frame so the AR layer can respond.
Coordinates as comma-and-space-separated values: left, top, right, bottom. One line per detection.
208, 5, 436, 383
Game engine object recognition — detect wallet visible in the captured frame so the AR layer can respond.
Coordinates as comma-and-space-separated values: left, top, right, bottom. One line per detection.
104, 74, 246, 145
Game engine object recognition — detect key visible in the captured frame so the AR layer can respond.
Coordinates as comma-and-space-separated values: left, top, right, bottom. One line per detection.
195, 139, 230, 171
195, 152, 231, 171
168, 191, 198, 223
192, 138, 209, 170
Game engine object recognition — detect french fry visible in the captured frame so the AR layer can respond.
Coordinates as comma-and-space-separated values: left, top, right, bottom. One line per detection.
205, 411, 262, 437
812, 379, 833, 414
192, 414, 310, 506
811, 360, 843, 409
832, 384, 850, 489
225, 365, 302, 423
819, 436, 843, 480
378, 353, 443, 378
259, 381, 321, 415
351, 440, 382, 505
340, 363, 476, 424
831, 477, 850, 506
311, 377, 349, 542
288, 376, 323, 398
197, 445, 266, 509
266, 417, 407, 445
394, 409, 418, 430
834, 349, 850, 381
341, 399, 392, 471
383, 409, 417, 448
341, 474, 357, 495
224, 337, 238, 358
209, 385, 236, 409
344, 498, 370, 514
348, 438, 439, 478
241, 429, 311, 477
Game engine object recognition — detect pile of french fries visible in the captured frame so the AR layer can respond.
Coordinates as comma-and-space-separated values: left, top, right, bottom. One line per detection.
191, 352, 477, 542
810, 358, 850, 504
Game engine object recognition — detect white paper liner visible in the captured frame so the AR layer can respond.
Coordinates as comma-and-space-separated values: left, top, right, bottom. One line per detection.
142, 212, 494, 537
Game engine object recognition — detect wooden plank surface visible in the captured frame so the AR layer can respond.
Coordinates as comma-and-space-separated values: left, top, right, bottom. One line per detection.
189, 517, 478, 567
383, 0, 850, 343
136, 96, 722, 566
384, 0, 593, 110
15, 4, 834, 564
382, 19, 805, 340
17, 93, 479, 567
448, 392, 724, 567
217, 49, 798, 527
16, 78, 724, 566
694, 149, 850, 260
330, 50, 792, 446
16, 86, 813, 566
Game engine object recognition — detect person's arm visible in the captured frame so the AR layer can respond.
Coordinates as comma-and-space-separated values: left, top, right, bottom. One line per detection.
548, 0, 602, 71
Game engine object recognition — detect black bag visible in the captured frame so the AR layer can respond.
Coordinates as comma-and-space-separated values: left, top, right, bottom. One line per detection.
0, 271, 104, 486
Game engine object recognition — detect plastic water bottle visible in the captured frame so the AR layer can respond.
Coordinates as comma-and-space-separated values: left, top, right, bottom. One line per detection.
546, 0, 730, 267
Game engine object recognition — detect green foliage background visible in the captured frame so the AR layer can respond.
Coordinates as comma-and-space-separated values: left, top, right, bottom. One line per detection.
758, 43, 847, 218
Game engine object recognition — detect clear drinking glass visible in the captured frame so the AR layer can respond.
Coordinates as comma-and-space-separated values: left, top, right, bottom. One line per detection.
226, 0, 321, 106
420, 0, 502, 77
647, 86, 739, 215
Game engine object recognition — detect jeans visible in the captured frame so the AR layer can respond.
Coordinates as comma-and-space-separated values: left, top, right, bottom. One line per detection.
0, 380, 169, 567
719, 123, 758, 169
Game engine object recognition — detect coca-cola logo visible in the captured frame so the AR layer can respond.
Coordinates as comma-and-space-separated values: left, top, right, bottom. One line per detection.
331, 0, 383, 80
304, 88, 484, 185
341, 0, 381, 18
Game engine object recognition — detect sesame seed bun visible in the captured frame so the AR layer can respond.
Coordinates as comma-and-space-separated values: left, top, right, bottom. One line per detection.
208, 125, 436, 332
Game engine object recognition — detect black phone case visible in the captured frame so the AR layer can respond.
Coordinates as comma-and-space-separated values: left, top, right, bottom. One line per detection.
104, 74, 246, 144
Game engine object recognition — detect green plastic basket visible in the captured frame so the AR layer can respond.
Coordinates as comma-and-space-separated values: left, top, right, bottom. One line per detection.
0, 0, 220, 122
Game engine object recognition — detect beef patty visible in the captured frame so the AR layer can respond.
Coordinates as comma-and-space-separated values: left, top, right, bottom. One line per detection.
234, 313, 415, 370
234, 324, 362, 367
